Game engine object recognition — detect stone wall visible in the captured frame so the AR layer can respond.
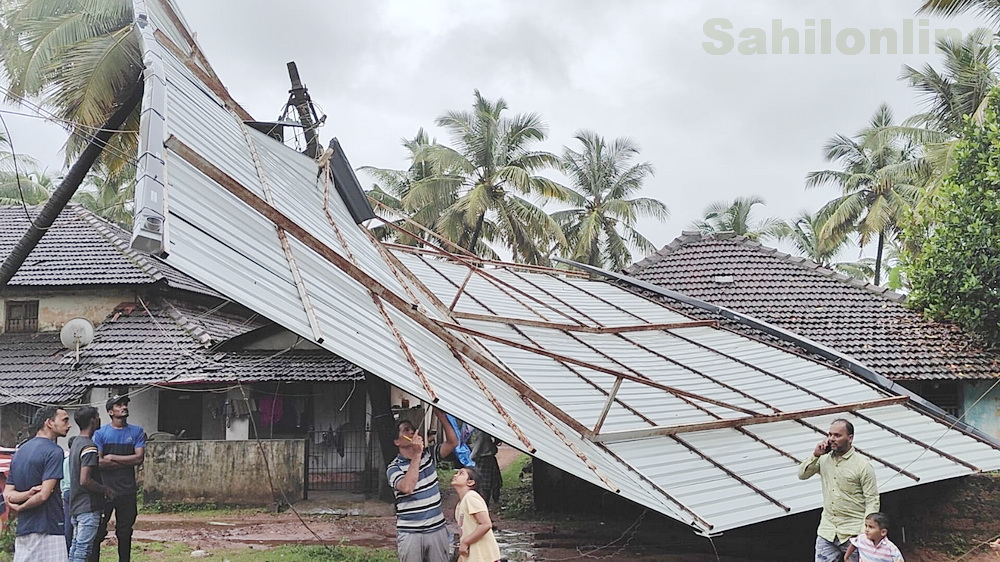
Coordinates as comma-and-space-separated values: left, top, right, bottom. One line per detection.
141, 439, 305, 505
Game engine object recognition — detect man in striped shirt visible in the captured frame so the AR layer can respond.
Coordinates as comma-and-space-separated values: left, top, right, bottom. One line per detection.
387, 408, 458, 562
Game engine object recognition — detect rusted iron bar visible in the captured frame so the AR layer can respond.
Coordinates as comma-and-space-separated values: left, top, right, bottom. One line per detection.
239, 120, 324, 343
385, 240, 587, 277
422, 261, 670, 436
319, 168, 437, 402
796, 419, 920, 482
509, 269, 800, 463
595, 443, 714, 531
449, 268, 476, 312
417, 255, 588, 331
593, 378, 623, 434
442, 320, 763, 417
672, 434, 791, 512
451, 350, 536, 453
165, 135, 590, 437
369, 199, 481, 259
851, 412, 980, 472
592, 396, 910, 443
667, 331, 976, 470
451, 311, 716, 334
520, 398, 619, 493
153, 30, 253, 121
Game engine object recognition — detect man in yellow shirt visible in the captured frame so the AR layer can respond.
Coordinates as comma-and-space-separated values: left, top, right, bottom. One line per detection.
798, 419, 879, 562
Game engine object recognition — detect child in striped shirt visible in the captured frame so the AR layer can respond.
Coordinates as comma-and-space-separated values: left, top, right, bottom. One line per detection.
845, 512, 904, 562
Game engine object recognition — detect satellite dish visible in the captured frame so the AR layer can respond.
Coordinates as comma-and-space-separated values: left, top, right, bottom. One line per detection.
61, 318, 95, 365
60, 318, 95, 349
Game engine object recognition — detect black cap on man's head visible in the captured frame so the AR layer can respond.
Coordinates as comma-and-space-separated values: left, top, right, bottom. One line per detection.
105, 394, 130, 412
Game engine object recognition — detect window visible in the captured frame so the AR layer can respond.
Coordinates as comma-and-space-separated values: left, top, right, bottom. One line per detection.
5, 300, 38, 333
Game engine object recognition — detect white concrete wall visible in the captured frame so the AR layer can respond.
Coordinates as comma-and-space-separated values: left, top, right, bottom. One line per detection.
225, 388, 249, 440
91, 386, 158, 435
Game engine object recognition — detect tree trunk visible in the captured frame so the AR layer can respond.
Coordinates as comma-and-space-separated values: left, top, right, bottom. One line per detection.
874, 230, 885, 286
0, 84, 143, 290
466, 213, 486, 254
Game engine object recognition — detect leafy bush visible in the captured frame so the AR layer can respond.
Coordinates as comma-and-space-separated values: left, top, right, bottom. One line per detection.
907, 89, 1000, 346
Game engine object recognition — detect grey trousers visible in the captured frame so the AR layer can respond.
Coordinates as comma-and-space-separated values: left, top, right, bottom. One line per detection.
397, 526, 451, 562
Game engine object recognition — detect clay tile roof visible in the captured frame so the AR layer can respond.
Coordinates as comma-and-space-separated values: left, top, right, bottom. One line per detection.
626, 231, 1000, 381
78, 299, 360, 386
0, 332, 85, 404
0, 205, 221, 298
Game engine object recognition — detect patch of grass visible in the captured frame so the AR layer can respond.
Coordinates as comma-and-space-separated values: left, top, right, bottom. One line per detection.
498, 453, 533, 519
106, 542, 395, 561
139, 499, 267, 517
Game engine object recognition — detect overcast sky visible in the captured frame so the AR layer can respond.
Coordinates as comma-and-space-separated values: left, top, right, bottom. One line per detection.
0, 0, 987, 262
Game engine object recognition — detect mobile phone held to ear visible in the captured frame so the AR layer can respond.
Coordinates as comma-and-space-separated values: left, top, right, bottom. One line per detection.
823, 440, 833, 453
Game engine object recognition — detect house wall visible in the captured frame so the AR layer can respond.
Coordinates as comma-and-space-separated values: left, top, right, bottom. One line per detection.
963, 380, 1000, 438
92, 387, 159, 436
140, 439, 305, 504
1, 289, 134, 333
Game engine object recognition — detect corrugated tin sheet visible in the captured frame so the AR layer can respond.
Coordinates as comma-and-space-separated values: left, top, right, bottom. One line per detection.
132, 0, 1000, 534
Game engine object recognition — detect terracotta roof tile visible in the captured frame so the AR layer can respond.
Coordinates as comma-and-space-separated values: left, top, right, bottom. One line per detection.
626, 232, 1000, 380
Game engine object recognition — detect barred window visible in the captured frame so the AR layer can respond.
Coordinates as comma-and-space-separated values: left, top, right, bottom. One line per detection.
5, 300, 39, 333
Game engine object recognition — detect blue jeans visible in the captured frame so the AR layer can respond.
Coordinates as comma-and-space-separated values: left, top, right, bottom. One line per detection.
69, 511, 101, 562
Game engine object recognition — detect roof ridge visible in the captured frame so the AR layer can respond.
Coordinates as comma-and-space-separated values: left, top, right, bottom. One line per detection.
628, 231, 907, 303
71, 205, 165, 285
162, 300, 214, 348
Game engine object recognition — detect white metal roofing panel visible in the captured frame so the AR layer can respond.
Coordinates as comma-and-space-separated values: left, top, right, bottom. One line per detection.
134, 0, 1000, 536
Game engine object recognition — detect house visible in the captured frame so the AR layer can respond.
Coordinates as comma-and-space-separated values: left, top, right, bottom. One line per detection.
0, 204, 380, 493
625, 231, 1000, 438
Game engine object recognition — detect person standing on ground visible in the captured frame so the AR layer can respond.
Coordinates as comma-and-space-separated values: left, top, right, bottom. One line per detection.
451, 467, 501, 562
2, 406, 71, 562
386, 407, 458, 562
70, 406, 115, 562
798, 418, 879, 562
465, 426, 501, 508
90, 395, 145, 562
61, 436, 75, 551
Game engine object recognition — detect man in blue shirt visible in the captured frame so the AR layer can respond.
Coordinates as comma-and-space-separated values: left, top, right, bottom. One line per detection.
90, 395, 145, 562
2, 406, 71, 562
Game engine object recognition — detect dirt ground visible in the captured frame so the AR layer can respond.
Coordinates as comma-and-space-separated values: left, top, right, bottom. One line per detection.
121, 447, 998, 561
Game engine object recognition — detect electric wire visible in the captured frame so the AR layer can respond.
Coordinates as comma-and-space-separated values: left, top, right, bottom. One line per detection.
0, 110, 32, 220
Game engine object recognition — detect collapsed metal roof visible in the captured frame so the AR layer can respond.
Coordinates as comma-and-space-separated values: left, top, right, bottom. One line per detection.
128, 0, 1000, 534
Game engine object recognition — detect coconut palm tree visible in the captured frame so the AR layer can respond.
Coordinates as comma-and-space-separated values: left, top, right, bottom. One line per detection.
900, 28, 999, 136
427, 90, 572, 264
73, 167, 132, 227
360, 129, 458, 248
551, 131, 668, 271
690, 195, 789, 243
919, 0, 1000, 26
806, 104, 925, 285
0, 165, 55, 205
0, 0, 140, 183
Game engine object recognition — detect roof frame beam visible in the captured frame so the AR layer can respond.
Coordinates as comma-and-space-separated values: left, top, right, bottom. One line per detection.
441, 320, 763, 417
452, 311, 716, 334
592, 396, 909, 443
164, 135, 592, 438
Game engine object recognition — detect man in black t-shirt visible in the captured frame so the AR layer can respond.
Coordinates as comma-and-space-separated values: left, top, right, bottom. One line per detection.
69, 407, 114, 562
